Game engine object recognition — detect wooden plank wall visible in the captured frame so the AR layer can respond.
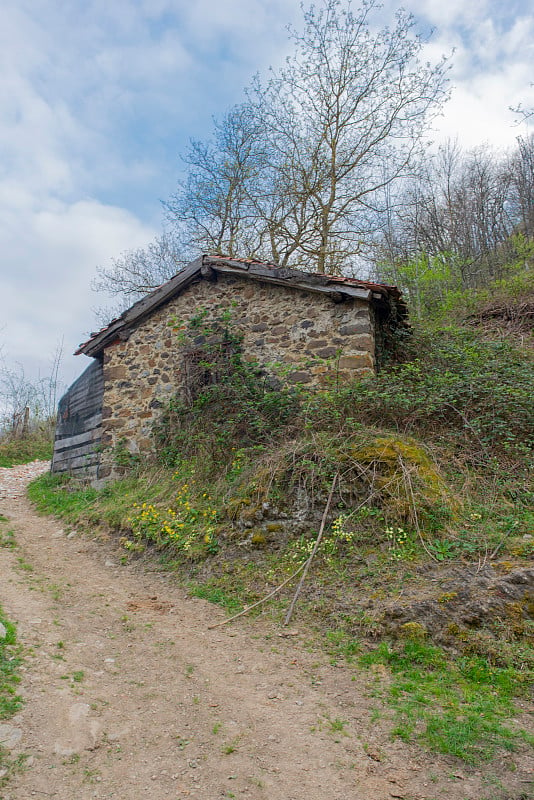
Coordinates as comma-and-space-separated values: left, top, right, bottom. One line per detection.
51, 360, 103, 480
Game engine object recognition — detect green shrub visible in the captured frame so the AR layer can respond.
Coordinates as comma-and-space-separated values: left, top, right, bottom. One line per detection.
154, 312, 301, 470
0, 433, 53, 467
311, 326, 533, 463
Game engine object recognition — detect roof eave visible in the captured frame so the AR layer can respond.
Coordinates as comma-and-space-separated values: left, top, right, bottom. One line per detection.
77, 253, 407, 357
76, 256, 204, 357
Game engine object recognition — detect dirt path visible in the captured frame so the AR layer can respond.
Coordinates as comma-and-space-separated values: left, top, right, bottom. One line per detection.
0, 464, 531, 799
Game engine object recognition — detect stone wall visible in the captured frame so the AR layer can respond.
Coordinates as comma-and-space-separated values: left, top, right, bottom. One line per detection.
99, 273, 375, 479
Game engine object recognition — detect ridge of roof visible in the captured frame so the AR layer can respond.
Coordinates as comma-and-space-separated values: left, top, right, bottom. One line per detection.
208, 253, 397, 288
76, 253, 407, 357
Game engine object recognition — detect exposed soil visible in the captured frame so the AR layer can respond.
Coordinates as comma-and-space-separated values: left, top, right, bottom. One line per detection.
0, 462, 532, 800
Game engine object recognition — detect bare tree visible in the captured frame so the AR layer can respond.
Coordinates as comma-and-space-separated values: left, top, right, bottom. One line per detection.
92, 0, 449, 309
37, 339, 64, 431
417, 145, 514, 286
507, 134, 534, 239
0, 344, 64, 438
0, 362, 38, 436
162, 0, 449, 275
165, 105, 269, 260
510, 88, 534, 125
248, 0, 449, 273
374, 134, 534, 315
93, 233, 185, 301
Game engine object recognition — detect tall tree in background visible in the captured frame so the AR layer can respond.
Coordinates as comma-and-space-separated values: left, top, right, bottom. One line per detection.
165, 105, 268, 260
92, 233, 185, 324
95, 0, 450, 313
166, 0, 449, 274
93, 3, 533, 317
0, 341, 63, 438
508, 134, 534, 239
374, 135, 534, 315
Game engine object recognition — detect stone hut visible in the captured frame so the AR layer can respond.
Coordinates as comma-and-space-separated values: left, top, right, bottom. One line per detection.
52, 254, 407, 482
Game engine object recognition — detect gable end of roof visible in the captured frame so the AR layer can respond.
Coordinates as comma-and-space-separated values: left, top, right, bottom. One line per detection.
77, 254, 407, 357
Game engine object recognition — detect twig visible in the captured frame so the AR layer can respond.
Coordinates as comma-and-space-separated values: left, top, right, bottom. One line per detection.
442, 402, 492, 459
208, 468, 401, 631
284, 472, 339, 626
207, 561, 308, 629
398, 455, 439, 563
208, 472, 340, 630
488, 527, 514, 561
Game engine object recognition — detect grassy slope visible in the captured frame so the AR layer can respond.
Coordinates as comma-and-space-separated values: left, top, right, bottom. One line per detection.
27, 276, 534, 766
0, 434, 52, 468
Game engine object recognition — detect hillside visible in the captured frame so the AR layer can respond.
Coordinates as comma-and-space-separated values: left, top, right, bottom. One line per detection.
24, 271, 534, 775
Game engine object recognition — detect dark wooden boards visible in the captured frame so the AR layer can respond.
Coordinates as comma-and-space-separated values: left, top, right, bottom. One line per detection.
51, 360, 104, 480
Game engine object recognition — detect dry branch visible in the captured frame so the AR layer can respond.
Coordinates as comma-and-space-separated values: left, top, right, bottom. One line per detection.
284, 472, 339, 626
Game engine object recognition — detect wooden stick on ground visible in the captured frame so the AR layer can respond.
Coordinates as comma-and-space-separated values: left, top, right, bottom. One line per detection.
284, 472, 339, 626
207, 471, 339, 631
207, 560, 308, 630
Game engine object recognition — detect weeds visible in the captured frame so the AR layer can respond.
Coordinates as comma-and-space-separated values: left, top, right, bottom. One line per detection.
0, 610, 23, 719
324, 629, 360, 665
0, 528, 16, 550
328, 717, 349, 735
222, 737, 240, 755
360, 639, 534, 763
0, 607, 24, 789
121, 479, 220, 558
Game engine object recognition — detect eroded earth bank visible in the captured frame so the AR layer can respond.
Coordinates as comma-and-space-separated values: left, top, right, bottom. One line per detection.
0, 463, 532, 800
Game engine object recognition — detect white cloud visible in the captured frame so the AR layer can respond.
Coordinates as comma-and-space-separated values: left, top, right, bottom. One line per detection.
404, 0, 534, 150
0, 198, 156, 386
415, 0, 489, 28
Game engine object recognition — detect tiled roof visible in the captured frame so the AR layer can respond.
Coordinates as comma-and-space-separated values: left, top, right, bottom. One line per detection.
76, 254, 407, 357
208, 253, 399, 292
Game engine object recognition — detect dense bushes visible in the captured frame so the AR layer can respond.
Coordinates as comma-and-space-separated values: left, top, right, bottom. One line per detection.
154, 320, 533, 476
309, 326, 533, 464
153, 312, 301, 469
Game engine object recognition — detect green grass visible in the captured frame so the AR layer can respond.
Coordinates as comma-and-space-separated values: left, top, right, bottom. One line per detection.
360, 639, 534, 764
0, 610, 22, 719
187, 582, 244, 615
0, 607, 25, 788
328, 717, 348, 734
27, 473, 99, 520
0, 434, 52, 467
324, 629, 361, 664
222, 737, 240, 755
0, 526, 16, 550
27, 471, 180, 533
0, 527, 22, 738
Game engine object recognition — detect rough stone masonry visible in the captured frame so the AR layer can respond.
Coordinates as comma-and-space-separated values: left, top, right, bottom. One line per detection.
53, 256, 407, 483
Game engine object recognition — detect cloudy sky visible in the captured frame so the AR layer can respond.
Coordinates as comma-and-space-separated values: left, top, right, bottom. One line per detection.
1, 0, 532, 394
